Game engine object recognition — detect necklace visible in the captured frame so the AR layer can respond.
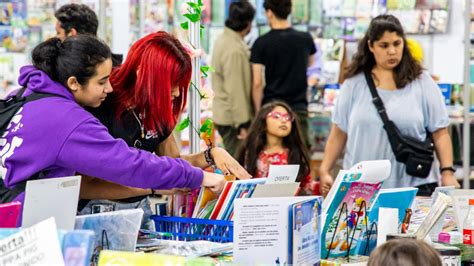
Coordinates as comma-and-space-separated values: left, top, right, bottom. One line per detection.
131, 109, 145, 139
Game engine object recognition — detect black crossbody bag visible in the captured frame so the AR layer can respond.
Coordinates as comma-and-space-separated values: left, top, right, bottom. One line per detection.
364, 71, 434, 178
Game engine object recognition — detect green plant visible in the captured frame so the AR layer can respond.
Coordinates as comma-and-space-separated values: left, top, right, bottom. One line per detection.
176, 0, 215, 141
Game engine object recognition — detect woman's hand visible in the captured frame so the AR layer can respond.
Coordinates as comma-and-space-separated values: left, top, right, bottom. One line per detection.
211, 147, 252, 180
441, 171, 460, 188
319, 172, 334, 197
202, 171, 226, 194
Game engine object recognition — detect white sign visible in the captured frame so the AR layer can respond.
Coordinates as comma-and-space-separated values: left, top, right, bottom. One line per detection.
23, 175, 81, 230
0, 217, 64, 265
233, 196, 318, 265
266, 164, 299, 184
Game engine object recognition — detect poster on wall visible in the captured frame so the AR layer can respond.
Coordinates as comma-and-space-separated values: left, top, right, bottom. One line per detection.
430, 9, 448, 33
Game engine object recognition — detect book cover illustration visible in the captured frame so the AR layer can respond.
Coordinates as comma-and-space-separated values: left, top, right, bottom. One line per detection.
322, 182, 382, 259
354, 187, 418, 255
290, 197, 323, 265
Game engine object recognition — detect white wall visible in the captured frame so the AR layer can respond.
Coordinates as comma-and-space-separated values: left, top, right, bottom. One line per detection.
110, 0, 131, 59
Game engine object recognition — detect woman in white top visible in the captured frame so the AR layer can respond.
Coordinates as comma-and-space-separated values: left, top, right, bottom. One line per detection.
319, 14, 460, 196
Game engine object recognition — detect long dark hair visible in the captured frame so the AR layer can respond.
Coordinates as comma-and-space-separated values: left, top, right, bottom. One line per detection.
344, 14, 423, 88
32, 35, 111, 88
237, 101, 310, 181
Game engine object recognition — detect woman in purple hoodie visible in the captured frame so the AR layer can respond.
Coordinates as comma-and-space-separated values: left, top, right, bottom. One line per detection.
0, 35, 225, 212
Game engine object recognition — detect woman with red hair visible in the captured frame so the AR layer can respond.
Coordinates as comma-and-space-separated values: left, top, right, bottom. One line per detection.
78, 32, 250, 225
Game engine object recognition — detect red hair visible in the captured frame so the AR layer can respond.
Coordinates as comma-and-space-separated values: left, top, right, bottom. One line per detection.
110, 31, 192, 134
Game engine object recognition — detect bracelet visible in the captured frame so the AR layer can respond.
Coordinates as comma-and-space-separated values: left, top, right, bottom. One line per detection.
204, 147, 216, 168
440, 166, 455, 174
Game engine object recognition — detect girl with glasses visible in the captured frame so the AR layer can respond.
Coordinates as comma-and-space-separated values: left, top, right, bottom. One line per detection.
237, 101, 317, 195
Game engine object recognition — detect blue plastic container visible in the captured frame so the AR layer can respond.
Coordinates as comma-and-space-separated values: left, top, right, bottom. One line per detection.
151, 215, 233, 243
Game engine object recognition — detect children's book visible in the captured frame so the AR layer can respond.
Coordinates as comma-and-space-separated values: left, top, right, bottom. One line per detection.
192, 175, 236, 218
234, 196, 322, 265
354, 187, 418, 255
289, 197, 322, 265
216, 179, 266, 220
209, 181, 234, 220
322, 182, 382, 259
323, 160, 391, 214
172, 192, 187, 217
367, 187, 418, 223
197, 200, 217, 219
321, 159, 390, 259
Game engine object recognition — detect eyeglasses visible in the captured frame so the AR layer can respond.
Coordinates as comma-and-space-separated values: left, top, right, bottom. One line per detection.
267, 111, 294, 122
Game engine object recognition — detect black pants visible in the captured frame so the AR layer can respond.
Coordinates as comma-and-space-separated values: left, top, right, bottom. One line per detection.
294, 110, 310, 149
215, 124, 242, 159
415, 182, 438, 197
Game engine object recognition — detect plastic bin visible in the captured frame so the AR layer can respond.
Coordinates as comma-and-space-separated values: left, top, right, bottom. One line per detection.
151, 215, 233, 243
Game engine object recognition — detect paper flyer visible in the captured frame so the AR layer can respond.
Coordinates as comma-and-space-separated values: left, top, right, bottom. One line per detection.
0, 217, 64, 265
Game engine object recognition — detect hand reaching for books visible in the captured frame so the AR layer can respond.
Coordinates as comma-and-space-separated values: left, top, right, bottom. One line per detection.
320, 173, 334, 197
211, 147, 252, 180
202, 171, 226, 194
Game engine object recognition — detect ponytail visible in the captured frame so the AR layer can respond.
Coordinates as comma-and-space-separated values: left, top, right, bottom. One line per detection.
31, 35, 111, 88
31, 37, 63, 81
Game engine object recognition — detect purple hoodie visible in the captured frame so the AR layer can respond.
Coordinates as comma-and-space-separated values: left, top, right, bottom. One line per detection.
2, 66, 203, 205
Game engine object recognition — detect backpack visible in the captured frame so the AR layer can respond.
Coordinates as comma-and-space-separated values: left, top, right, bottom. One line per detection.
0, 87, 57, 203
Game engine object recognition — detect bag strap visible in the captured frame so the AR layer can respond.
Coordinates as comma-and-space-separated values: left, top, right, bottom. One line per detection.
363, 70, 391, 124
0, 171, 47, 203
0, 88, 60, 203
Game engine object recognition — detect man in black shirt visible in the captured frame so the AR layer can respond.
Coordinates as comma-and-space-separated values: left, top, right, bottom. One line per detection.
251, 0, 316, 147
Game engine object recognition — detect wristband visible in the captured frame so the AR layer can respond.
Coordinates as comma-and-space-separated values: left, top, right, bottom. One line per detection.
204, 147, 216, 168
440, 166, 455, 174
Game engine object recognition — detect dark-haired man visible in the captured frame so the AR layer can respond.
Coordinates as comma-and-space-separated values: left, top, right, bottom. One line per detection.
211, 1, 255, 158
251, 0, 316, 147
55, 4, 123, 66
